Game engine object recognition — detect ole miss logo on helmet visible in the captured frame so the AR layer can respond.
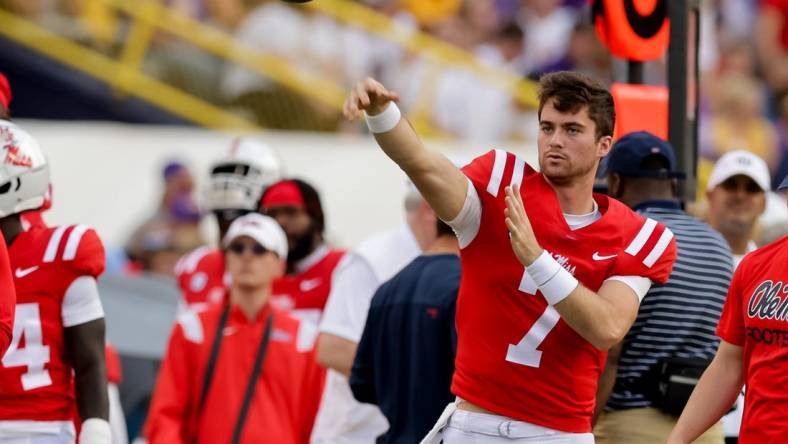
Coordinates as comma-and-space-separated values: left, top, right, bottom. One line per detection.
0, 126, 32, 168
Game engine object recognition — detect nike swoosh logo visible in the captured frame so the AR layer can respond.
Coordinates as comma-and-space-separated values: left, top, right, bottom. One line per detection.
15, 266, 39, 278
299, 278, 322, 292
592, 252, 617, 261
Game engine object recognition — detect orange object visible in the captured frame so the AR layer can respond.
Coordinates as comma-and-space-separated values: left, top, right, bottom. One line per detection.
593, 0, 670, 62
611, 83, 668, 140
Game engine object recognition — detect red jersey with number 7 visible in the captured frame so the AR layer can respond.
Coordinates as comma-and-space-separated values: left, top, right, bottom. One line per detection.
0, 224, 105, 421
451, 150, 676, 432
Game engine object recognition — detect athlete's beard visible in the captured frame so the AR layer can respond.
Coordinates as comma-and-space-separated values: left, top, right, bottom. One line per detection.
287, 227, 319, 267
542, 159, 596, 187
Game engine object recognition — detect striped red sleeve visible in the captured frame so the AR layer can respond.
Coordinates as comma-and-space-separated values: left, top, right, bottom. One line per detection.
613, 217, 678, 284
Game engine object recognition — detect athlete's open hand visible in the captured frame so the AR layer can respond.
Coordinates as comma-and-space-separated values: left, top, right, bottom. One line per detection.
505, 184, 543, 266
343, 77, 400, 120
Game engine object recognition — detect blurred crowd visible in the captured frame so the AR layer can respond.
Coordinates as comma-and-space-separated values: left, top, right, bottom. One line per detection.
3, 1, 788, 441
1, 0, 787, 186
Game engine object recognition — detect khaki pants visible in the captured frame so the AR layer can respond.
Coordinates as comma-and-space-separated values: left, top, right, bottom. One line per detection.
594, 408, 723, 444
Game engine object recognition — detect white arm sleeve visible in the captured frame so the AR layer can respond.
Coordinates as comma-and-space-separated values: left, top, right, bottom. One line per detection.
604, 275, 653, 302
62, 276, 104, 328
318, 254, 379, 343
445, 178, 482, 249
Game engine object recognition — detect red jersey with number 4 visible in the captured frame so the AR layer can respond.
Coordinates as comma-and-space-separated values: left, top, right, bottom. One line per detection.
0, 224, 105, 421
717, 236, 788, 443
452, 150, 676, 432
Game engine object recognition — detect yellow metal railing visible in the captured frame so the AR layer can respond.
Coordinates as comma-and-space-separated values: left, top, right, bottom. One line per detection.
104, 0, 348, 111
306, 0, 540, 108
0, 7, 257, 131
0, 0, 539, 136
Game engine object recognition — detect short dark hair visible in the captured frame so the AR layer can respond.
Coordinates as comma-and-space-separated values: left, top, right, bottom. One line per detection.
537, 71, 615, 140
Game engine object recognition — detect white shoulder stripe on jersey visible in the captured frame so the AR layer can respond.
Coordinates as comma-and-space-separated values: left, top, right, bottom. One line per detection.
510, 155, 525, 188
643, 227, 674, 267
296, 321, 319, 352
486, 149, 507, 197
43, 225, 68, 263
180, 246, 210, 275
177, 310, 204, 344
625, 218, 657, 256
62, 225, 89, 261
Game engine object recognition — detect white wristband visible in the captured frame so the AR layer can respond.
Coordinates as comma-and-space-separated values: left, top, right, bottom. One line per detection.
539, 266, 579, 305
526, 251, 578, 305
365, 102, 401, 134
526, 250, 560, 286
79, 418, 111, 444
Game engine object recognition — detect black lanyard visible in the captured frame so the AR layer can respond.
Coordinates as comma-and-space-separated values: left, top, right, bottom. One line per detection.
195, 303, 274, 444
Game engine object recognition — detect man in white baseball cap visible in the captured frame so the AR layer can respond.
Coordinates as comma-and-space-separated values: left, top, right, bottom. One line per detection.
146, 212, 328, 443
223, 213, 288, 261
706, 150, 770, 443
706, 150, 770, 267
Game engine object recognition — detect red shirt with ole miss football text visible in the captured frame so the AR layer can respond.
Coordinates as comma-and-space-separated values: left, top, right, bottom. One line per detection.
449, 150, 677, 433
717, 236, 788, 443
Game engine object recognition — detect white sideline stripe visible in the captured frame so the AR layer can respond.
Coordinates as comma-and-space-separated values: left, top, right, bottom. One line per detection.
510, 156, 525, 188
62, 225, 89, 261
43, 226, 68, 263
643, 228, 674, 267
486, 149, 506, 197
625, 218, 657, 256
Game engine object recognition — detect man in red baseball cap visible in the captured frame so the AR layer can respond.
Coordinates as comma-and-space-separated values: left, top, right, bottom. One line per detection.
0, 72, 11, 119
261, 179, 346, 326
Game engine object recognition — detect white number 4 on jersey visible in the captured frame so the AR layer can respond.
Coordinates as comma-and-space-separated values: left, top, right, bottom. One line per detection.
2, 303, 52, 390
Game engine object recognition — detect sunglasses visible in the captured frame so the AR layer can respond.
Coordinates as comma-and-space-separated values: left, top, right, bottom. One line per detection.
720, 177, 763, 194
227, 241, 269, 256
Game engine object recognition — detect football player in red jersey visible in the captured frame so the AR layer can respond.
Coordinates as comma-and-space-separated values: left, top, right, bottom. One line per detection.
0, 231, 15, 357
0, 72, 13, 357
344, 72, 677, 442
20, 187, 127, 444
668, 176, 788, 444
262, 179, 345, 325
175, 138, 283, 312
0, 121, 110, 443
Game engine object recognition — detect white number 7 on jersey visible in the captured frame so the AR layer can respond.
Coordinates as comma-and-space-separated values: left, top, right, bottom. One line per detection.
505, 270, 561, 368
2, 303, 52, 390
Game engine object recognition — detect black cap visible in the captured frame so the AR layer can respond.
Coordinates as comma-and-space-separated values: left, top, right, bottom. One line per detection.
602, 131, 686, 179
